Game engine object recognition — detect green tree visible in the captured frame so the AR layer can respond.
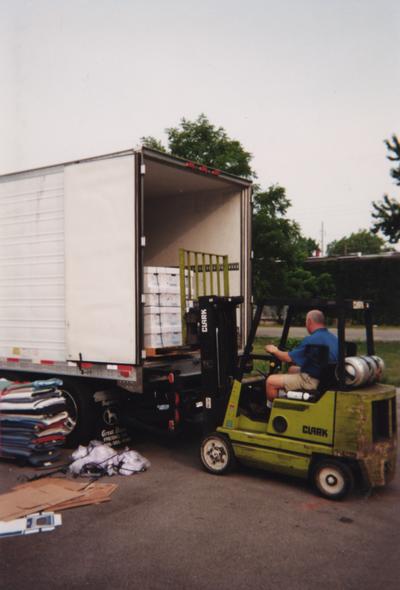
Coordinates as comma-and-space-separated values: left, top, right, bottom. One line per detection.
142, 114, 255, 179
371, 134, 400, 244
296, 235, 320, 258
326, 230, 390, 256
252, 186, 333, 300
285, 268, 335, 300
141, 136, 166, 152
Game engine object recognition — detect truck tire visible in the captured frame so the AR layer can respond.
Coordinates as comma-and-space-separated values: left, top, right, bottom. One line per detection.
311, 459, 354, 500
61, 379, 96, 448
200, 433, 236, 475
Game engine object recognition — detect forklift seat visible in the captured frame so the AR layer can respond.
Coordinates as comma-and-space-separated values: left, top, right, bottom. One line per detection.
315, 364, 339, 397
314, 342, 357, 397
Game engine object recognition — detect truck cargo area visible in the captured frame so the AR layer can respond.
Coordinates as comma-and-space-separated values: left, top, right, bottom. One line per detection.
144, 152, 245, 273
0, 148, 251, 380
142, 150, 250, 354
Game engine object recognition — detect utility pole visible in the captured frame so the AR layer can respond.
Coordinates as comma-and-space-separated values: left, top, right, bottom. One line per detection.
320, 222, 325, 256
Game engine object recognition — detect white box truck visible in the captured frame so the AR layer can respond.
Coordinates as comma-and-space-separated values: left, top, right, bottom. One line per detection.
0, 148, 252, 443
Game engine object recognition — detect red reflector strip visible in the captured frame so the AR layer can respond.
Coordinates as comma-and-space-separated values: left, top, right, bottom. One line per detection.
6, 358, 19, 363
40, 360, 55, 365
174, 409, 180, 423
81, 362, 93, 369
168, 372, 174, 384
185, 161, 196, 169
118, 365, 132, 377
199, 165, 208, 173
211, 169, 221, 176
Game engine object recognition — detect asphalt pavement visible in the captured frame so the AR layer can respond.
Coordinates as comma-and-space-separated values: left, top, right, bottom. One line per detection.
257, 326, 400, 341
1, 397, 400, 590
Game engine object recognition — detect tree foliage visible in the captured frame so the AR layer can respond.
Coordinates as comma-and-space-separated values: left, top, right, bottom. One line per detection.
140, 136, 166, 152
371, 134, 400, 244
326, 230, 390, 256
142, 114, 255, 179
252, 186, 333, 300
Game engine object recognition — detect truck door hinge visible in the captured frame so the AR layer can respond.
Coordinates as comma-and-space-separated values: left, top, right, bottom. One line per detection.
250, 250, 254, 259
141, 236, 146, 247
141, 294, 146, 304
141, 349, 147, 359
140, 164, 146, 175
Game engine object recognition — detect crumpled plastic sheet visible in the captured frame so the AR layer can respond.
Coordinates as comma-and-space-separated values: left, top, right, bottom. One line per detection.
69, 440, 150, 477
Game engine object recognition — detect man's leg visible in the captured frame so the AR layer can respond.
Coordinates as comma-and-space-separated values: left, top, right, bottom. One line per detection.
266, 373, 286, 403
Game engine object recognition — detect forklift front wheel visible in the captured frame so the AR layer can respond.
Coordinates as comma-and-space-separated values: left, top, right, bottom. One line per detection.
312, 459, 354, 501
200, 433, 236, 475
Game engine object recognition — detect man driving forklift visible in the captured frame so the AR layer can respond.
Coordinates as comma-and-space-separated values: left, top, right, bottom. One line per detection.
198, 297, 397, 500
265, 310, 339, 410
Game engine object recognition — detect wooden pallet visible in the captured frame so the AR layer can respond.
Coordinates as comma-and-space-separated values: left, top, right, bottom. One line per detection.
145, 345, 197, 358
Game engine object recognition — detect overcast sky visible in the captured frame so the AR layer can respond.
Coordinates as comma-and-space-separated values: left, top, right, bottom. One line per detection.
1, 0, 399, 249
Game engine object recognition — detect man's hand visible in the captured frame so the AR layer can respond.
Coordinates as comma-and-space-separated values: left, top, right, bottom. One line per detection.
265, 344, 291, 364
265, 344, 278, 356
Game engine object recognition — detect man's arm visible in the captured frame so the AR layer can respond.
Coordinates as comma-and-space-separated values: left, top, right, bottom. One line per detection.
265, 344, 292, 363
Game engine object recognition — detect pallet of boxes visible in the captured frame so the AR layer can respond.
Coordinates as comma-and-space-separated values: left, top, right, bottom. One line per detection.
143, 266, 194, 354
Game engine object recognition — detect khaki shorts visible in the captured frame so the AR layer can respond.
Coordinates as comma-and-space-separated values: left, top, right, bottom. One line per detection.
282, 372, 319, 392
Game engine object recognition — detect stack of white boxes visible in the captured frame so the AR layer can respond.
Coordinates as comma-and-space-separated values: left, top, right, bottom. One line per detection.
143, 267, 193, 349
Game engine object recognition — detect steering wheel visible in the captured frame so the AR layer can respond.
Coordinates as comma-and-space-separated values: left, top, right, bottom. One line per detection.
252, 353, 282, 378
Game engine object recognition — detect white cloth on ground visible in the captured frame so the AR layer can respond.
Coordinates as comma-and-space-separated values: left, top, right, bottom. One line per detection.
69, 440, 150, 476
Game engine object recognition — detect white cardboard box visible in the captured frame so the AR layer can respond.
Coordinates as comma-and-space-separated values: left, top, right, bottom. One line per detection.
143, 292, 181, 307
144, 307, 181, 334
144, 332, 182, 348
144, 266, 194, 294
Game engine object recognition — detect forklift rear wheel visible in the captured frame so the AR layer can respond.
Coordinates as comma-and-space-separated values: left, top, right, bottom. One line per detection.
312, 459, 354, 500
200, 433, 236, 475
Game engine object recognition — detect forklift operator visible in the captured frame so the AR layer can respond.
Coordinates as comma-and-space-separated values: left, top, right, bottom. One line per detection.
265, 310, 338, 408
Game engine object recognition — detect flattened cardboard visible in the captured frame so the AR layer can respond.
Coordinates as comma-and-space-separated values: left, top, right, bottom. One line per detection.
0, 484, 83, 521
0, 477, 118, 520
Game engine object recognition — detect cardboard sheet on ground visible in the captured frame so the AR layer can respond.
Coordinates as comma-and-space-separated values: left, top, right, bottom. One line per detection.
0, 478, 117, 521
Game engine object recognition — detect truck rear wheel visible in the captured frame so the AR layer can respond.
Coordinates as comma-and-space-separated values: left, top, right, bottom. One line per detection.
61, 380, 96, 448
312, 459, 354, 500
200, 433, 236, 475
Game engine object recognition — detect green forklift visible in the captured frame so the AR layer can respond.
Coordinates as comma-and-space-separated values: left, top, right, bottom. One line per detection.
198, 297, 397, 500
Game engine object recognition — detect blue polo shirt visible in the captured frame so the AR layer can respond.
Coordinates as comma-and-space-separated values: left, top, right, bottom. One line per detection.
289, 328, 338, 378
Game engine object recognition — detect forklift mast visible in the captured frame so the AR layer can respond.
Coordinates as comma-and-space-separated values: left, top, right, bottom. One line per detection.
198, 296, 243, 433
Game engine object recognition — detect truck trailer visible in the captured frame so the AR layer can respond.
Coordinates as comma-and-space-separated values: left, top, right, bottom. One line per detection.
0, 148, 252, 443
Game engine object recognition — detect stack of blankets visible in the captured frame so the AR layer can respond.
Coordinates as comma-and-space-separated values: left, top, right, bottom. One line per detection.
0, 378, 69, 466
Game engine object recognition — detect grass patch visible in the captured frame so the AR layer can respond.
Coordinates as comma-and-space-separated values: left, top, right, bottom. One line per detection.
358, 341, 400, 387
253, 337, 400, 387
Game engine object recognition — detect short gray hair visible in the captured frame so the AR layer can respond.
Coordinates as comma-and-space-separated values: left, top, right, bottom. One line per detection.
307, 309, 326, 325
